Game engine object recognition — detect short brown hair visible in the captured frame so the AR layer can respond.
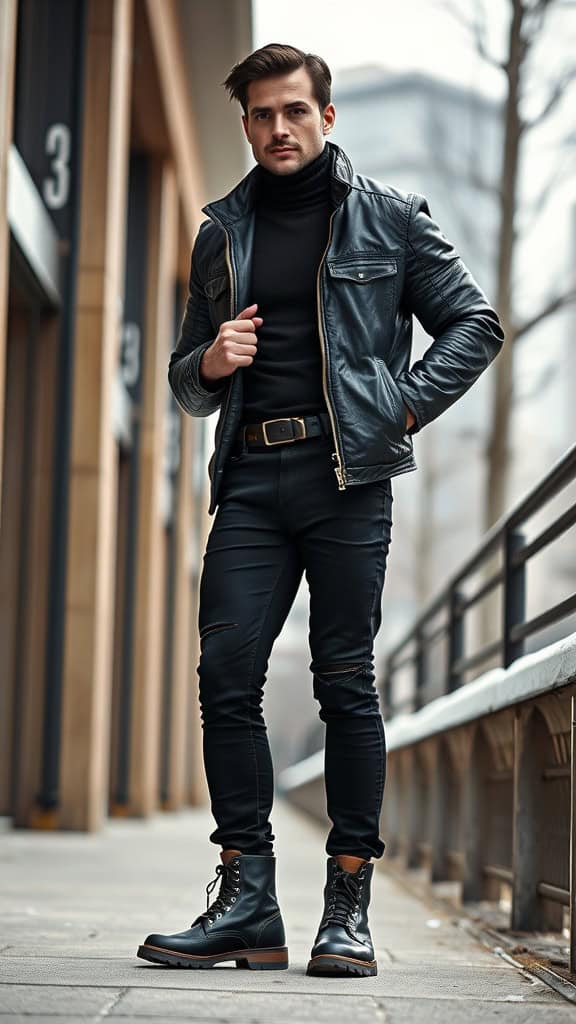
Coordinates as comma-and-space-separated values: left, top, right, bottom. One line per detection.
223, 43, 332, 115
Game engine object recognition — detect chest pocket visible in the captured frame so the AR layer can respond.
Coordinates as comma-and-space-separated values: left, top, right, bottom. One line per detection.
327, 255, 397, 283
204, 273, 228, 300
326, 255, 398, 324
203, 272, 230, 330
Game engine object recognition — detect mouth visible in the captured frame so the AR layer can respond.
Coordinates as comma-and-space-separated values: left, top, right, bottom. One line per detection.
269, 147, 298, 155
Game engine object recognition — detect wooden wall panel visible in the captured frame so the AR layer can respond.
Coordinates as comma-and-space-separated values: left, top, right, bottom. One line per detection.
188, 481, 211, 808
0, 311, 28, 814
12, 314, 59, 827
145, 0, 205, 243
128, 160, 178, 816
0, 0, 17, 520
164, 412, 193, 809
59, 0, 133, 830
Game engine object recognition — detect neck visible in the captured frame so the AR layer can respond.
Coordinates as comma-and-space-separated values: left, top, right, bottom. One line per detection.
256, 145, 331, 211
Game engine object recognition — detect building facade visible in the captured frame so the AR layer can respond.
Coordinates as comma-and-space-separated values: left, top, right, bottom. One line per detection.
0, 0, 252, 831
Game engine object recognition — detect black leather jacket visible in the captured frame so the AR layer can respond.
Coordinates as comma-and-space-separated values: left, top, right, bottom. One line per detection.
169, 141, 504, 515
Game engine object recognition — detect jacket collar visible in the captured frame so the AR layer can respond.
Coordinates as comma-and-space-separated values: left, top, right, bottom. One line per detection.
202, 140, 353, 229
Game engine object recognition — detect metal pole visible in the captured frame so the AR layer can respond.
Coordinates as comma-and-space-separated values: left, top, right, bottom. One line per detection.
414, 631, 425, 711
503, 528, 526, 669
447, 588, 465, 693
382, 659, 392, 719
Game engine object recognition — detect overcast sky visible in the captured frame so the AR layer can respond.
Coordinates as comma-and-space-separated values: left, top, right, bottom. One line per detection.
253, 0, 506, 96
253, 0, 575, 111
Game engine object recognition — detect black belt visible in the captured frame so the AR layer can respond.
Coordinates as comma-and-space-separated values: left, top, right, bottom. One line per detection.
237, 412, 332, 447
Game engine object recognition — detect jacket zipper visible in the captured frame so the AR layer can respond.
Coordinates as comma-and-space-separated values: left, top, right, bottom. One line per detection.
224, 229, 236, 318
317, 210, 346, 490
208, 228, 235, 494
220, 229, 236, 419
211, 203, 346, 493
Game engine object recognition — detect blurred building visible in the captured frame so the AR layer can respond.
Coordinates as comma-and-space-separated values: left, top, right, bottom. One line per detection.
0, 0, 252, 831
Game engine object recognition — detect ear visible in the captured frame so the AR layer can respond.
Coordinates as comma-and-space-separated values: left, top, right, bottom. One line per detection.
241, 113, 251, 144
322, 102, 336, 136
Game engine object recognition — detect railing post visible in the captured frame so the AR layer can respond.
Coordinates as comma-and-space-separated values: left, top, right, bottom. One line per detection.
447, 589, 466, 693
503, 528, 526, 668
511, 706, 540, 930
382, 658, 393, 719
413, 630, 425, 711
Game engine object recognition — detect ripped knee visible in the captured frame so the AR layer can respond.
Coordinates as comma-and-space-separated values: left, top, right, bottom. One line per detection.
311, 659, 379, 713
199, 621, 239, 642
312, 661, 366, 685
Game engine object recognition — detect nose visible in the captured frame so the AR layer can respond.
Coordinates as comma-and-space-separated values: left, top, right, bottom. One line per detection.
271, 114, 289, 140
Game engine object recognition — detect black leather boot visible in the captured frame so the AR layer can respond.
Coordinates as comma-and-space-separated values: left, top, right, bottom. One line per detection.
306, 857, 377, 976
137, 853, 288, 970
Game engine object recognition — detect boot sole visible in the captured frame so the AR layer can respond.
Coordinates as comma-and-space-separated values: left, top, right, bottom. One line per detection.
137, 942, 289, 970
306, 953, 377, 977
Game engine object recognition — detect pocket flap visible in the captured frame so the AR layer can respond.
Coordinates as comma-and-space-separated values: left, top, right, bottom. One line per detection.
327, 257, 397, 283
204, 273, 228, 300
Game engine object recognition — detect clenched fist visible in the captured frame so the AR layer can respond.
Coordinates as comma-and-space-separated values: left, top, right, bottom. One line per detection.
200, 303, 263, 386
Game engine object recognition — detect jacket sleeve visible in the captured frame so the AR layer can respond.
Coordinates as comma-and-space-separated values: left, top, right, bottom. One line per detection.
394, 192, 505, 435
168, 222, 229, 418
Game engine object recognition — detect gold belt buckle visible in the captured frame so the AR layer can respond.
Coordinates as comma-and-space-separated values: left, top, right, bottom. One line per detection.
262, 417, 307, 445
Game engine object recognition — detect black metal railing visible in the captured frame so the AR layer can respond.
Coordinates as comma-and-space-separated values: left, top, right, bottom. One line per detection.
381, 442, 576, 718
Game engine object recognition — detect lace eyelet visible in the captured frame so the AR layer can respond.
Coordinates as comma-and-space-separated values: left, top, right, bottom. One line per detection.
216, 912, 222, 919
231, 896, 236, 902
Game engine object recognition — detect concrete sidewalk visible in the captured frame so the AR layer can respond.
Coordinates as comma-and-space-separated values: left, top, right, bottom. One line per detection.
0, 800, 572, 1022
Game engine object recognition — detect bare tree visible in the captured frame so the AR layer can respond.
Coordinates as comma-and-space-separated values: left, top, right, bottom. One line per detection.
441, 0, 576, 529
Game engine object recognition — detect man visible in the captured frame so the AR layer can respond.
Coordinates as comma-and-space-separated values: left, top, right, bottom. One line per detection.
138, 43, 504, 977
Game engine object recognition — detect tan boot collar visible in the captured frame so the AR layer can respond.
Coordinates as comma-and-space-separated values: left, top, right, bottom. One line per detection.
220, 848, 242, 866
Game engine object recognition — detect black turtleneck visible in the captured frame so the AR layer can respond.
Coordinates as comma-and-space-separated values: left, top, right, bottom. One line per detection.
241, 145, 334, 423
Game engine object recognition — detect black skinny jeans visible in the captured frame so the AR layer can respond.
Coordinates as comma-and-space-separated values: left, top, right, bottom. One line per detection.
196, 429, 393, 861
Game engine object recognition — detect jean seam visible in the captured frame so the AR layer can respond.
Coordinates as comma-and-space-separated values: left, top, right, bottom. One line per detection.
369, 484, 390, 857
367, 482, 390, 650
245, 550, 294, 848
375, 714, 386, 838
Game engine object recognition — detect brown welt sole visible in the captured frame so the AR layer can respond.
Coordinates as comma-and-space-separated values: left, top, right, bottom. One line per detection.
137, 942, 289, 970
306, 953, 377, 977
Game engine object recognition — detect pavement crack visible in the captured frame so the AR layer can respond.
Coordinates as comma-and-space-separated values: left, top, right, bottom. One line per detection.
95, 986, 128, 1019
370, 996, 388, 1020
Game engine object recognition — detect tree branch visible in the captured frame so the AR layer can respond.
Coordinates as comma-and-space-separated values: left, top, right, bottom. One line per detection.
514, 363, 557, 403
523, 66, 576, 131
516, 150, 576, 235
520, 0, 558, 44
514, 285, 576, 341
436, 0, 507, 70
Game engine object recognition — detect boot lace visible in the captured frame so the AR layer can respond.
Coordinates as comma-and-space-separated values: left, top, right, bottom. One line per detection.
324, 865, 365, 928
193, 860, 241, 927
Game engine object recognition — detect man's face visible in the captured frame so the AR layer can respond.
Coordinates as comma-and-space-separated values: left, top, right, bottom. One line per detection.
241, 68, 336, 175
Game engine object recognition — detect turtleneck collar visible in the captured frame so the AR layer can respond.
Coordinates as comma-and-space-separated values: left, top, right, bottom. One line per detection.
255, 144, 332, 211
